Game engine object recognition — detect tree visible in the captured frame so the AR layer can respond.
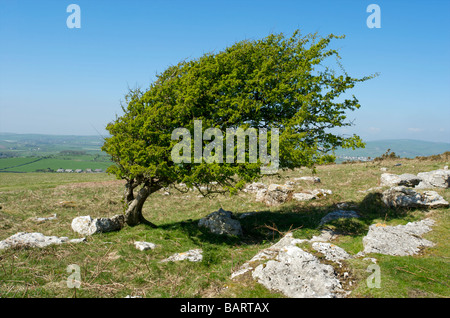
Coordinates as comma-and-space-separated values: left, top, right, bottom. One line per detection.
102, 30, 374, 227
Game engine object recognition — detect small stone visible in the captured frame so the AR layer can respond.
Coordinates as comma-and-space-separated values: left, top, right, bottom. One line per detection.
292, 176, 321, 183
33, 214, 57, 222
134, 241, 156, 251
160, 249, 203, 263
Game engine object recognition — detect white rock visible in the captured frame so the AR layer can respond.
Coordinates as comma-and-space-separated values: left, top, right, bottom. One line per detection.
0, 232, 85, 250
243, 182, 267, 193
362, 219, 435, 256
380, 173, 422, 187
417, 169, 450, 188
134, 241, 156, 251
292, 189, 332, 201
312, 242, 351, 265
382, 186, 449, 208
292, 176, 321, 183
256, 184, 293, 206
71, 215, 125, 236
160, 249, 203, 263
33, 214, 57, 222
252, 244, 343, 298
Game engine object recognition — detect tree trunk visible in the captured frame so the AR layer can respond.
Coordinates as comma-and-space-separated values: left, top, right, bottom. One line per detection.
124, 184, 159, 227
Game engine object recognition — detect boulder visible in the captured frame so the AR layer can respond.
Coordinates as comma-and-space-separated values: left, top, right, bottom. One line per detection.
380, 173, 422, 187
198, 208, 243, 236
381, 186, 449, 208
255, 184, 294, 206
71, 215, 125, 236
319, 210, 360, 226
160, 249, 203, 263
362, 219, 435, 256
0, 232, 85, 250
416, 169, 450, 188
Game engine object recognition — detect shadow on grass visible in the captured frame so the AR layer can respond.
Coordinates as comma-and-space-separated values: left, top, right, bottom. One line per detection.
147, 191, 426, 247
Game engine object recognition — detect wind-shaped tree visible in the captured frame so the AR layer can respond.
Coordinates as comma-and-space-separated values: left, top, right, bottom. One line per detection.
102, 30, 374, 227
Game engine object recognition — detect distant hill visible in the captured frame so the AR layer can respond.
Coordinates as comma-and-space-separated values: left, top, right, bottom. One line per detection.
334, 139, 450, 161
0, 132, 107, 157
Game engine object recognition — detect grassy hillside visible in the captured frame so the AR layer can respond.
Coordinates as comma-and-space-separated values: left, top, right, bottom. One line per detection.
0, 156, 448, 298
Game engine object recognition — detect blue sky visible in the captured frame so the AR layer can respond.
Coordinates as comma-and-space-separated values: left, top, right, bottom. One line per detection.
0, 0, 449, 143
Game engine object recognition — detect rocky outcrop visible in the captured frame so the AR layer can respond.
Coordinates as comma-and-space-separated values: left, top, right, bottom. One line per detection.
71, 215, 125, 236
0, 232, 85, 250
381, 186, 449, 208
362, 219, 435, 256
198, 208, 243, 236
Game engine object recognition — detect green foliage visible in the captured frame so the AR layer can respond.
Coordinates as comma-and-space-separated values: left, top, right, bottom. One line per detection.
103, 30, 373, 192
374, 149, 401, 162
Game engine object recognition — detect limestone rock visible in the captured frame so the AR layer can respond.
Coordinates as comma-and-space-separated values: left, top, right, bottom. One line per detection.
160, 249, 203, 263
231, 233, 307, 279
33, 214, 57, 222
71, 215, 125, 236
292, 176, 321, 183
198, 208, 243, 236
380, 173, 422, 187
243, 182, 267, 193
292, 189, 332, 201
381, 186, 449, 208
362, 219, 435, 256
416, 169, 450, 188
312, 242, 352, 264
256, 184, 293, 206
319, 210, 360, 226
134, 241, 156, 251
0, 232, 85, 250
252, 244, 343, 298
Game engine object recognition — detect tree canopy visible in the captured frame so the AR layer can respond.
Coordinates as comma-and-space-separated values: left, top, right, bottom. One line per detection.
102, 30, 374, 226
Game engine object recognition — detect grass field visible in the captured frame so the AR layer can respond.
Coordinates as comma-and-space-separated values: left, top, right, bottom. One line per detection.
0, 157, 448, 298
0, 155, 113, 173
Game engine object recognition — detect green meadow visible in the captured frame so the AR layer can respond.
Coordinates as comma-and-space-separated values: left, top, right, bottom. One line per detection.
0, 155, 448, 298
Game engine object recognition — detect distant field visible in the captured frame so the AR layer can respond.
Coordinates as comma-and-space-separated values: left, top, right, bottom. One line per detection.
0, 155, 113, 173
